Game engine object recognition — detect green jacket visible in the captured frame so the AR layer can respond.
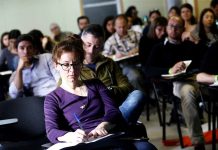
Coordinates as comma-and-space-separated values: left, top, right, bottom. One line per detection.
80, 55, 133, 104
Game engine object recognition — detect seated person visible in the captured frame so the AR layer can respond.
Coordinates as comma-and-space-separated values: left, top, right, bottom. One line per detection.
197, 41, 218, 84
103, 14, 147, 93
49, 23, 72, 44
77, 16, 90, 37
1, 32, 9, 50
146, 16, 205, 150
139, 16, 167, 66
44, 36, 157, 150
0, 29, 21, 71
81, 24, 146, 124
9, 34, 59, 98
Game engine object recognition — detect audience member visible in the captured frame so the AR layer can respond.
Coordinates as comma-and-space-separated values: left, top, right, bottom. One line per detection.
1, 32, 9, 50
180, 3, 197, 41
191, 8, 218, 47
102, 16, 115, 41
9, 34, 59, 98
81, 24, 146, 124
103, 15, 147, 93
28, 29, 45, 54
0, 29, 21, 71
45, 34, 157, 150
143, 9, 161, 36
210, 0, 218, 27
168, 6, 180, 18
146, 16, 205, 150
44, 35, 126, 144
77, 16, 90, 37
50, 23, 71, 43
125, 6, 143, 25
139, 16, 167, 66
197, 41, 218, 84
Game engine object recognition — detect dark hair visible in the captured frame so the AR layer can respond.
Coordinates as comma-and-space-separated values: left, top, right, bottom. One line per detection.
29, 29, 44, 40
9, 29, 21, 40
168, 6, 180, 16
77, 16, 90, 24
52, 34, 84, 64
180, 3, 196, 25
147, 16, 167, 39
16, 34, 34, 48
102, 16, 114, 40
199, 8, 218, 42
211, 0, 218, 8
149, 9, 161, 18
125, 6, 137, 17
82, 24, 105, 39
28, 29, 44, 54
1, 32, 9, 49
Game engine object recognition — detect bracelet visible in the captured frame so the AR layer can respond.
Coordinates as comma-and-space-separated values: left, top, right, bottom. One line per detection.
214, 75, 218, 82
168, 68, 173, 74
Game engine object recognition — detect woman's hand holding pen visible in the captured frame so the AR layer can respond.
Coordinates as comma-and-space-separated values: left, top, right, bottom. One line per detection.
57, 129, 88, 143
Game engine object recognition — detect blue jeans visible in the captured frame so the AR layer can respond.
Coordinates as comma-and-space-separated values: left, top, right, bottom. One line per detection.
119, 90, 145, 123
122, 65, 146, 93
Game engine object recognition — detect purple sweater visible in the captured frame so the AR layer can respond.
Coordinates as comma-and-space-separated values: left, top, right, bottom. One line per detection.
44, 79, 124, 143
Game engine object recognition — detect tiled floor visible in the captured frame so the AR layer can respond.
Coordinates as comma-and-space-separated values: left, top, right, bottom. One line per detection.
139, 104, 217, 150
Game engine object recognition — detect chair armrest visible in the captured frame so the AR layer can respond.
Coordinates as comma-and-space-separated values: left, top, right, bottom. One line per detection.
0, 118, 18, 126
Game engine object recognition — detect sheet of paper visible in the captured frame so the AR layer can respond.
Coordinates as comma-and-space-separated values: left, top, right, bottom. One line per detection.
210, 82, 218, 86
47, 132, 125, 150
112, 53, 139, 62
0, 70, 12, 75
0, 118, 18, 125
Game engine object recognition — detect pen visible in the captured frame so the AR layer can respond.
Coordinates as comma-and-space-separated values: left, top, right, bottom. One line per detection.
73, 113, 84, 130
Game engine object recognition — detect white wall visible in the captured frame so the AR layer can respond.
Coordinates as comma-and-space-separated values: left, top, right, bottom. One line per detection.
0, 0, 81, 36
0, 0, 170, 37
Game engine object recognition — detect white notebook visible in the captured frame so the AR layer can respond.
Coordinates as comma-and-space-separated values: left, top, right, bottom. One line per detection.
48, 132, 125, 150
161, 60, 192, 79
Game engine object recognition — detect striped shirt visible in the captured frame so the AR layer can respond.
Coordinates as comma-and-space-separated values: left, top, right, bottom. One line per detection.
103, 30, 141, 56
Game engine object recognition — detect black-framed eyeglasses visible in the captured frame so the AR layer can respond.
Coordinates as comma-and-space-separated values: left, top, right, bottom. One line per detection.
57, 62, 81, 71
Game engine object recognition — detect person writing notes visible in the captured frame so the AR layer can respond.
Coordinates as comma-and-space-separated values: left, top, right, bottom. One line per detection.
44, 35, 125, 144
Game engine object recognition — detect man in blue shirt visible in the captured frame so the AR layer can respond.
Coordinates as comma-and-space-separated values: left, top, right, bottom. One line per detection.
9, 34, 59, 98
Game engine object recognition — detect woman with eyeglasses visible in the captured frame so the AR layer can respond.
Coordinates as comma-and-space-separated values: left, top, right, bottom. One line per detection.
44, 35, 158, 150
44, 35, 125, 144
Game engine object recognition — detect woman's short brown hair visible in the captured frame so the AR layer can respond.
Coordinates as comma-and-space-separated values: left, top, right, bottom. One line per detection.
52, 34, 84, 64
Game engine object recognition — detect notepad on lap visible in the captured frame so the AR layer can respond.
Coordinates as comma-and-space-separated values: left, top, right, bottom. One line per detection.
161, 60, 192, 79
48, 132, 125, 150
210, 82, 218, 86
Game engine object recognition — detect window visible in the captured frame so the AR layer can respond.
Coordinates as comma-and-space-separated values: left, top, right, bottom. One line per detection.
82, 0, 122, 25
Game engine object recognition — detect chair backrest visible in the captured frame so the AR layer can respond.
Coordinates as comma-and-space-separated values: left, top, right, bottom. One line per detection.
0, 96, 45, 141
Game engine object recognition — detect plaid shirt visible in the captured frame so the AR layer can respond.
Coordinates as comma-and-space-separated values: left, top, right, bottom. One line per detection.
103, 30, 141, 56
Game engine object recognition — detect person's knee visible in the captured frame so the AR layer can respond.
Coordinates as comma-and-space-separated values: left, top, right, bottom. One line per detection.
180, 84, 198, 100
133, 141, 158, 150
129, 90, 146, 105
